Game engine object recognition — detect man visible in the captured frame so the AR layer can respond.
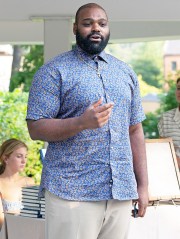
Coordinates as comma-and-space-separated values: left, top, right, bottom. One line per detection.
26, 3, 148, 239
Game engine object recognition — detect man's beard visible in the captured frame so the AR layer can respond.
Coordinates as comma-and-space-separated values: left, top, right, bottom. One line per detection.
76, 30, 110, 55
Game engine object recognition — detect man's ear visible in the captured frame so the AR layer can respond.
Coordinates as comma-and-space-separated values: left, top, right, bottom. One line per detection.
73, 23, 77, 35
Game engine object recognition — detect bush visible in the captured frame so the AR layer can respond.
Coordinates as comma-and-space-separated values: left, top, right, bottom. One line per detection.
142, 112, 160, 139
142, 79, 178, 139
0, 88, 43, 183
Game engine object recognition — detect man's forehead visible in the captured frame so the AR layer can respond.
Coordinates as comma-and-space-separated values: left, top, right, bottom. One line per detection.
78, 7, 108, 21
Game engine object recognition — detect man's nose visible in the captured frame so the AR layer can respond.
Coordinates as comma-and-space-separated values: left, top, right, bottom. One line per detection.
91, 22, 100, 32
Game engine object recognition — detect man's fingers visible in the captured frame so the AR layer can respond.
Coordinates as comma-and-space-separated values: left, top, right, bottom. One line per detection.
97, 103, 114, 113
98, 108, 112, 118
137, 203, 148, 217
138, 209, 146, 217
90, 97, 103, 108
83, 99, 114, 129
90, 97, 114, 108
95, 114, 111, 128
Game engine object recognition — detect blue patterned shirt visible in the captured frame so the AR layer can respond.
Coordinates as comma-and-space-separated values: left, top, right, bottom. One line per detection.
26, 46, 145, 201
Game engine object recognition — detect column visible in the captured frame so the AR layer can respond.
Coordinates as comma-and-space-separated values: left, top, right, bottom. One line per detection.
44, 18, 73, 62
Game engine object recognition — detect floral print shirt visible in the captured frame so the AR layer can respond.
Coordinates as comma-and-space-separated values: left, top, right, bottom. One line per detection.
26, 46, 145, 201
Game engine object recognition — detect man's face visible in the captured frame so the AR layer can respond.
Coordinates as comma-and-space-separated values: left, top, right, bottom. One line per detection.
73, 7, 110, 55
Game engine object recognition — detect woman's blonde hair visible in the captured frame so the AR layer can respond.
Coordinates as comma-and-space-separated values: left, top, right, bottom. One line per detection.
0, 138, 28, 174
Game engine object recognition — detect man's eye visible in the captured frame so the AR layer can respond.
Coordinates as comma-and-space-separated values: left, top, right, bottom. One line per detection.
83, 23, 91, 27
100, 23, 106, 27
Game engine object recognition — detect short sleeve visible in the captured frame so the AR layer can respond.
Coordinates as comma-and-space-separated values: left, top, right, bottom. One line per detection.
26, 64, 61, 121
129, 69, 146, 125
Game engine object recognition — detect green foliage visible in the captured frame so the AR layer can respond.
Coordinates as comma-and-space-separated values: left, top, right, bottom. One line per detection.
131, 58, 161, 87
106, 41, 164, 88
142, 79, 178, 139
0, 89, 43, 183
138, 75, 161, 97
10, 45, 44, 92
142, 112, 160, 139
158, 80, 178, 113
129, 42, 164, 87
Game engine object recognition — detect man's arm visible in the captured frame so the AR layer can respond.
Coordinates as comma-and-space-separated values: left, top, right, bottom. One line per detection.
129, 123, 149, 217
27, 98, 114, 142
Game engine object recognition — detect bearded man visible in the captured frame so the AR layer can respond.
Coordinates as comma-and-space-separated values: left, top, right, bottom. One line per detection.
26, 3, 148, 239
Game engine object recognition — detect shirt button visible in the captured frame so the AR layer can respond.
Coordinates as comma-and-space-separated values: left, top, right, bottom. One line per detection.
109, 179, 113, 183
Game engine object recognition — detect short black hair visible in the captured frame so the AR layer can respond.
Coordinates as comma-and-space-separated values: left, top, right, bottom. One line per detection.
75, 3, 107, 24
177, 77, 180, 84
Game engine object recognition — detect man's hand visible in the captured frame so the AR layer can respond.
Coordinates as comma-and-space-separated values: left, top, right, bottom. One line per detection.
79, 98, 114, 130
137, 187, 149, 217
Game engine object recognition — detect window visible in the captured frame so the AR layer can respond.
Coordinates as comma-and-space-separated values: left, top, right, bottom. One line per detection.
171, 61, 177, 71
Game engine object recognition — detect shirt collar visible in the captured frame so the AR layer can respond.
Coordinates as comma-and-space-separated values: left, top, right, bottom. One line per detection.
74, 45, 108, 63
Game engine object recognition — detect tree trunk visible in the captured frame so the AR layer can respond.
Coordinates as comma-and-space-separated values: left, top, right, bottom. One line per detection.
9, 45, 23, 91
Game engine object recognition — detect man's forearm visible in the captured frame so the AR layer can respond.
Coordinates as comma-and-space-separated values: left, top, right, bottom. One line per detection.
130, 123, 149, 216
27, 99, 114, 142
27, 117, 84, 142
129, 123, 148, 188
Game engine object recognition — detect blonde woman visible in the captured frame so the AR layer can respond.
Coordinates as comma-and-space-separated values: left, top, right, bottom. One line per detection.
0, 138, 35, 230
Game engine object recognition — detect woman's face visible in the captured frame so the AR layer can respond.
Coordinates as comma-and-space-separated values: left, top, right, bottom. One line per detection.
4, 147, 27, 173
176, 81, 180, 103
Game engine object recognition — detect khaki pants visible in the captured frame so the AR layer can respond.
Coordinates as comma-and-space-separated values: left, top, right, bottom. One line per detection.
45, 191, 132, 239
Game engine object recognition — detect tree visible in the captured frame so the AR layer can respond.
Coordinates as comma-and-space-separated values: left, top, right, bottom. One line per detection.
131, 58, 161, 87
142, 112, 159, 139
106, 41, 164, 88
138, 75, 161, 97
158, 79, 178, 113
9, 45, 44, 92
9, 45, 24, 92
142, 78, 178, 139
0, 89, 43, 182
129, 42, 164, 87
